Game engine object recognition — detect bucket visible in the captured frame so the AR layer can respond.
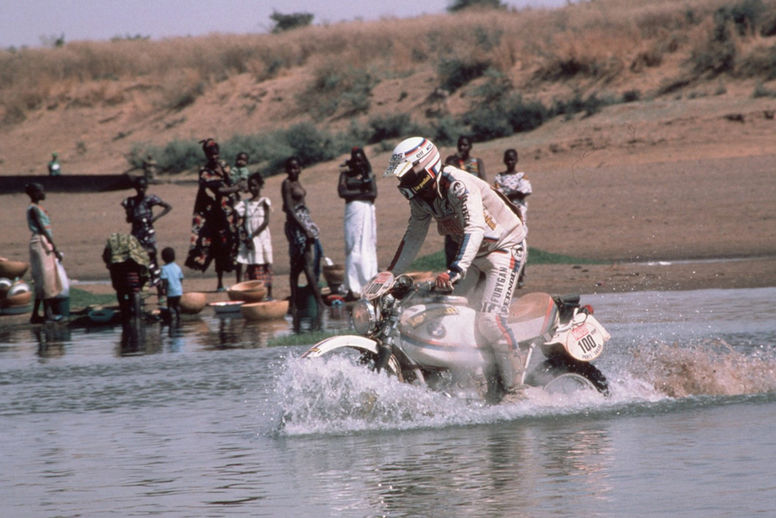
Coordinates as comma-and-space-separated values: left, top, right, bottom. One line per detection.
294, 285, 318, 319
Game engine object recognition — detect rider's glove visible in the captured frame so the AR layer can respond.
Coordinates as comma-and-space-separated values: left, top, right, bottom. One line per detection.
435, 270, 461, 291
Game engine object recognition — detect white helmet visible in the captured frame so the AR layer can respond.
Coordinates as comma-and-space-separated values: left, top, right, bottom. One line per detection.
384, 137, 442, 200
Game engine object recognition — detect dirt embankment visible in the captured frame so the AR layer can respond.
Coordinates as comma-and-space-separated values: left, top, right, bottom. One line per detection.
1, 94, 775, 308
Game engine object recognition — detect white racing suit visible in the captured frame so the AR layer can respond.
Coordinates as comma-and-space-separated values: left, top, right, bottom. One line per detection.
389, 166, 528, 392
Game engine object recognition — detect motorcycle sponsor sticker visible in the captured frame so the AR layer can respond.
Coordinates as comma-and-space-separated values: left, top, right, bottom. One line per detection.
571, 323, 590, 340
406, 306, 458, 328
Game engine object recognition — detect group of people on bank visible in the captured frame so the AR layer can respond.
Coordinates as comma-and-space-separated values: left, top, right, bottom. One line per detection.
25, 134, 532, 357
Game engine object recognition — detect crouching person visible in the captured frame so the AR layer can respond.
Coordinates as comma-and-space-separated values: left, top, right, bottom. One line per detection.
102, 233, 150, 324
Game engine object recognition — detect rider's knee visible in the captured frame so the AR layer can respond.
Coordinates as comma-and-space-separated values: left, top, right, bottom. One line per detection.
476, 312, 507, 347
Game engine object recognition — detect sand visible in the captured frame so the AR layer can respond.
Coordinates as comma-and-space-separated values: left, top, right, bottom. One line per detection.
1, 94, 775, 324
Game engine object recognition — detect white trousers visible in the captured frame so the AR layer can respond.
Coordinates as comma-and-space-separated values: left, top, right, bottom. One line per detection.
344, 201, 378, 295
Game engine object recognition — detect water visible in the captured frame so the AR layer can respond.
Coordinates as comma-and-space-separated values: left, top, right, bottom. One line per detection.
1, 288, 775, 517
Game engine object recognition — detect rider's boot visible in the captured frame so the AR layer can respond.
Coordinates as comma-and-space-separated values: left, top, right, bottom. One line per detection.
483, 362, 502, 404
493, 342, 527, 403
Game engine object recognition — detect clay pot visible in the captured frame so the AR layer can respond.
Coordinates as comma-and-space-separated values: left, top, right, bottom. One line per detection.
241, 299, 289, 321
179, 292, 207, 314
0, 277, 12, 297
208, 300, 244, 315
3, 290, 32, 308
0, 257, 29, 279
322, 264, 345, 287
228, 280, 267, 302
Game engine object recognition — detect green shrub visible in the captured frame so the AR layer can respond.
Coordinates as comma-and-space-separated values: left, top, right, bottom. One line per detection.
128, 140, 201, 174
283, 122, 338, 166
474, 26, 503, 52
470, 68, 512, 104
752, 81, 776, 97
689, 39, 737, 76
551, 92, 613, 119
367, 113, 419, 143
738, 44, 776, 80
429, 116, 469, 146
270, 11, 314, 33
437, 58, 491, 93
715, 0, 765, 38
622, 89, 641, 103
447, 0, 505, 12
465, 105, 514, 140
505, 96, 548, 132
299, 65, 378, 119
167, 82, 205, 111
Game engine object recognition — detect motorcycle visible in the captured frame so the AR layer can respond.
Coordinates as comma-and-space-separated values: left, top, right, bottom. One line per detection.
302, 271, 611, 403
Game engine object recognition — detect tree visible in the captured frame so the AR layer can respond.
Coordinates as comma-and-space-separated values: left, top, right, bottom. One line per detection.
270, 11, 314, 33
447, 0, 505, 12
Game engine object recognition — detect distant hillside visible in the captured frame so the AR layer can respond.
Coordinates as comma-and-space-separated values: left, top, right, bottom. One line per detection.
1, 0, 775, 176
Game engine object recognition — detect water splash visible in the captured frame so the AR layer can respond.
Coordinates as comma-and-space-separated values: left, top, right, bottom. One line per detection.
269, 354, 612, 436
266, 332, 776, 436
626, 339, 776, 398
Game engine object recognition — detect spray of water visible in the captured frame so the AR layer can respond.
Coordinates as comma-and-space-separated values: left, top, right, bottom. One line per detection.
264, 332, 776, 436
268, 354, 615, 436
626, 339, 776, 398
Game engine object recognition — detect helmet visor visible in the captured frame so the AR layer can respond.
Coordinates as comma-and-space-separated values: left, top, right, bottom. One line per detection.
385, 153, 415, 178
397, 169, 435, 200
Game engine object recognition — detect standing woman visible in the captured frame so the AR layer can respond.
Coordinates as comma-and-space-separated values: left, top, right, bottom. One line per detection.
337, 146, 378, 300
25, 183, 63, 323
282, 156, 324, 328
121, 176, 171, 292
185, 138, 245, 292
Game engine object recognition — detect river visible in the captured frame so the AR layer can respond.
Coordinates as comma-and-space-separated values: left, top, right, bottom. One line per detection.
1, 287, 775, 517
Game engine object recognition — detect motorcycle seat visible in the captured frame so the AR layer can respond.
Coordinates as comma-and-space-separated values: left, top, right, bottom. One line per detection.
508, 292, 559, 342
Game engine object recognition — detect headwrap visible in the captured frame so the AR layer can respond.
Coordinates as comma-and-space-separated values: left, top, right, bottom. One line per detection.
200, 138, 219, 156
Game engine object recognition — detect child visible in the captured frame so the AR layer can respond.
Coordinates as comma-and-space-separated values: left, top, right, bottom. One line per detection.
160, 246, 184, 324
234, 172, 274, 299
493, 148, 532, 224
493, 148, 532, 287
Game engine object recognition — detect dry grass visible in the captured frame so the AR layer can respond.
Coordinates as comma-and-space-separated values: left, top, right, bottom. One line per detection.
3, 0, 774, 126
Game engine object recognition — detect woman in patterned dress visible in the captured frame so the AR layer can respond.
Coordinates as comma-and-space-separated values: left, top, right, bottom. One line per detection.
185, 138, 246, 292
121, 176, 171, 291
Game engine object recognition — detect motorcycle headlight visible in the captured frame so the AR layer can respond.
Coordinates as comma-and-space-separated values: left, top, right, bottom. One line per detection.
351, 299, 376, 335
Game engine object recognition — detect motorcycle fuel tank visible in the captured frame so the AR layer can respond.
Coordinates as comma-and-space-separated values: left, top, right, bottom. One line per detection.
398, 300, 486, 369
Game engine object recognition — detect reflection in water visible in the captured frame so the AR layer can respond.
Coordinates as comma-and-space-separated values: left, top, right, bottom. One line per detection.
168, 325, 184, 352
210, 316, 292, 348
119, 318, 146, 356
4, 303, 351, 359
118, 318, 166, 356
33, 322, 71, 359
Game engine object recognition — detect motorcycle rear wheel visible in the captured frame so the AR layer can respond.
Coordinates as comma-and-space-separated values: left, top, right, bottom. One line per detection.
529, 356, 610, 396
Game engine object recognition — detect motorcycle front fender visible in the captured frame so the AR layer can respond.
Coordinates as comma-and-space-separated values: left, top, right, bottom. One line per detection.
300, 335, 380, 358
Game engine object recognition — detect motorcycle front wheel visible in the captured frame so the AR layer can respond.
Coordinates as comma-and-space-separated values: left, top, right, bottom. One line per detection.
301, 335, 405, 382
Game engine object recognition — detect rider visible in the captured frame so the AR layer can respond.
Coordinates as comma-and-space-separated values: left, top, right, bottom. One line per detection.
384, 137, 528, 401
